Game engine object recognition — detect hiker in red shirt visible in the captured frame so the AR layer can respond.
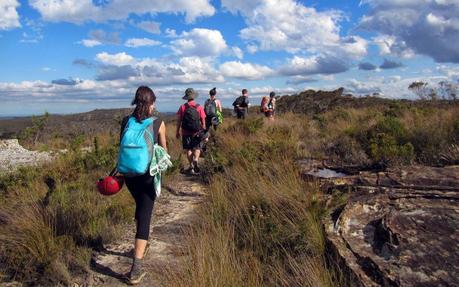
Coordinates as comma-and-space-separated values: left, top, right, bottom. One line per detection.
176, 88, 207, 175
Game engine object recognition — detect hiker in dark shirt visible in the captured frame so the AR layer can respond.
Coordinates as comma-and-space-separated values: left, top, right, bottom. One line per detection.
176, 88, 207, 175
119, 86, 167, 285
233, 89, 249, 119
204, 87, 223, 131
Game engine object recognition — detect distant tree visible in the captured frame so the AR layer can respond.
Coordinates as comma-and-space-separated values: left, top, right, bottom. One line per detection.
408, 81, 437, 100
21, 112, 49, 145
438, 80, 458, 101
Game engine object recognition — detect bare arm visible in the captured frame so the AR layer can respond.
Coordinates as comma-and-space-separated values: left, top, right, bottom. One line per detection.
217, 100, 222, 112
158, 121, 167, 152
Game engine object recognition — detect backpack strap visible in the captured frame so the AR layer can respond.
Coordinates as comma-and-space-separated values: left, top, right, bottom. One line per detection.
120, 115, 130, 142
153, 117, 162, 144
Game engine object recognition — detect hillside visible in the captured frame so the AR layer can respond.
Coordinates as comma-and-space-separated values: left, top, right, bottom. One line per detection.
0, 109, 177, 142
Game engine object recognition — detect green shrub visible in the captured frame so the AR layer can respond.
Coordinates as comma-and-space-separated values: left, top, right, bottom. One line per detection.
369, 133, 414, 165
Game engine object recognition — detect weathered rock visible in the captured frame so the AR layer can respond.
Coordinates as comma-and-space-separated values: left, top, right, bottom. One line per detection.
0, 139, 54, 173
320, 165, 459, 287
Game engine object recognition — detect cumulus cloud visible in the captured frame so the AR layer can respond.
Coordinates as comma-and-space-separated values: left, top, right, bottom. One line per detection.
73, 59, 94, 68
96, 52, 136, 66
279, 55, 349, 76
359, 62, 377, 71
219, 61, 273, 80
29, 0, 215, 24
80, 39, 102, 47
171, 28, 228, 57
372, 35, 415, 59
91, 52, 224, 85
380, 58, 403, 69
51, 78, 81, 85
136, 21, 160, 34
232, 47, 244, 59
286, 76, 318, 85
125, 38, 161, 48
360, 0, 459, 63
96, 65, 139, 81
0, 0, 20, 30
223, 0, 367, 60
344, 75, 451, 98
79, 29, 120, 47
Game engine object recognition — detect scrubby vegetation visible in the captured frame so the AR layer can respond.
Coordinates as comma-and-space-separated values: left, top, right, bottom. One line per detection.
1, 93, 459, 285
161, 116, 347, 287
0, 134, 133, 285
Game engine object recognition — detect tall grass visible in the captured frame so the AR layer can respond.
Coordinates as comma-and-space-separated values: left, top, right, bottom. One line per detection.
0, 134, 134, 285
162, 116, 343, 286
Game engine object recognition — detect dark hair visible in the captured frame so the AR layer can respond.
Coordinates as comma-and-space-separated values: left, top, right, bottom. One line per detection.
131, 86, 156, 122
210, 87, 216, 96
242, 89, 248, 95
269, 91, 275, 97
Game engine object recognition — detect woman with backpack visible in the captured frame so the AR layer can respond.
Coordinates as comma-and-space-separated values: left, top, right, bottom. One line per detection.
118, 86, 167, 284
204, 87, 222, 131
264, 91, 276, 120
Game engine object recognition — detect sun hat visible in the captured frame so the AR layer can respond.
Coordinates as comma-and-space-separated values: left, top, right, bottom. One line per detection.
183, 88, 198, 100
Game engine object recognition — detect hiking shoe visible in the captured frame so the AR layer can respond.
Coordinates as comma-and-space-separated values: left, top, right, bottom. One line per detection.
192, 161, 201, 174
127, 258, 146, 285
180, 166, 194, 175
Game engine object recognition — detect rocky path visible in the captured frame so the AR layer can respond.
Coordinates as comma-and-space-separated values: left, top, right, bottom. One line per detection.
87, 173, 206, 286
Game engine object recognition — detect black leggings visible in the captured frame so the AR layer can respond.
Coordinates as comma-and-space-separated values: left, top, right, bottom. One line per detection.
125, 172, 156, 240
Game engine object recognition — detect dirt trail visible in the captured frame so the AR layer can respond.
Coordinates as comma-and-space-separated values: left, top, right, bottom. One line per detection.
87, 173, 206, 286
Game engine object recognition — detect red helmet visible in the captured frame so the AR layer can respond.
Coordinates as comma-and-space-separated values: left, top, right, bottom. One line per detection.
97, 175, 124, 196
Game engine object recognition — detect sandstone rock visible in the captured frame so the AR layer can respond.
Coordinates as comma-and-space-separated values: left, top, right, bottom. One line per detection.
0, 139, 54, 173
320, 165, 459, 287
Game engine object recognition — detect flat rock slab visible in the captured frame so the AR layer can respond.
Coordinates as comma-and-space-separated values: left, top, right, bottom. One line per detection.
322, 165, 459, 287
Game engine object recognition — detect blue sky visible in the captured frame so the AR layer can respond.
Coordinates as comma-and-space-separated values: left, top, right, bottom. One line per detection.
0, 0, 458, 116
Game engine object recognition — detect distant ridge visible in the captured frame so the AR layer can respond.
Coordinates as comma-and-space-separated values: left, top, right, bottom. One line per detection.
0, 108, 175, 140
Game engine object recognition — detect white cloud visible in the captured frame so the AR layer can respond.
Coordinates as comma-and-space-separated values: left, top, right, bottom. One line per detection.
125, 38, 161, 48
219, 61, 273, 80
373, 35, 415, 59
344, 75, 450, 98
231, 47, 244, 59
279, 55, 349, 76
223, 0, 367, 60
0, 0, 21, 30
80, 39, 102, 47
29, 0, 215, 24
247, 44, 258, 54
94, 54, 224, 85
79, 29, 120, 47
96, 52, 136, 66
171, 28, 228, 57
360, 0, 459, 63
165, 28, 177, 38
136, 21, 160, 34
437, 65, 459, 80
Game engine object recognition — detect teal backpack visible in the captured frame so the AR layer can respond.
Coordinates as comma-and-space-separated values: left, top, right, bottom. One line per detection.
118, 116, 156, 176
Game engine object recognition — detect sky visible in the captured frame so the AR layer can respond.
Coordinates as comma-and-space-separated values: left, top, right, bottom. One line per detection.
0, 0, 458, 116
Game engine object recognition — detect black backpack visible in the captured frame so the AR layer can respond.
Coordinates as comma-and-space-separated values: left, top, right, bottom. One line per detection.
181, 103, 201, 132
205, 99, 217, 117
233, 96, 246, 107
